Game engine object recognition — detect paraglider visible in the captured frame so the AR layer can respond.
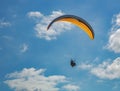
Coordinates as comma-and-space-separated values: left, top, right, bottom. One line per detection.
70, 59, 76, 67
47, 15, 94, 40
47, 15, 95, 67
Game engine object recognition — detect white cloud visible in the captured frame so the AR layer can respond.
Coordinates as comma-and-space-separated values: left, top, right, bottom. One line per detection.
27, 11, 43, 18
27, 10, 73, 40
91, 57, 120, 79
78, 63, 93, 70
114, 13, 120, 26
62, 84, 80, 91
106, 13, 120, 53
20, 43, 28, 53
4, 68, 79, 91
107, 29, 120, 53
79, 57, 120, 80
0, 20, 11, 28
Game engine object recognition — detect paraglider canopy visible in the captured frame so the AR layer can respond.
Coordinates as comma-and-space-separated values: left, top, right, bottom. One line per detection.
47, 15, 94, 40
70, 59, 76, 67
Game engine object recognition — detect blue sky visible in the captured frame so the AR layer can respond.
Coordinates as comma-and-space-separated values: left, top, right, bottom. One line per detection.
0, 0, 120, 91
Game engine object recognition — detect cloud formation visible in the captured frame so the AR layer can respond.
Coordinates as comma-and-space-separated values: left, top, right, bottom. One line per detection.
79, 57, 120, 80
20, 43, 28, 53
27, 11, 43, 18
27, 10, 73, 40
62, 84, 80, 91
4, 68, 79, 91
106, 13, 120, 53
0, 19, 11, 28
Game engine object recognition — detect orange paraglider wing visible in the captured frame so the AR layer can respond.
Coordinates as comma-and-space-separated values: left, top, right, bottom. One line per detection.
47, 15, 94, 40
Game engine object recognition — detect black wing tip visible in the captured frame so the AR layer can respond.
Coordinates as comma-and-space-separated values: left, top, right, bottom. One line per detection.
47, 26, 49, 30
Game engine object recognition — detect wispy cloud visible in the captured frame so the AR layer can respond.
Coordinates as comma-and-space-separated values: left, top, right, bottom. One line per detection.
20, 43, 28, 53
27, 10, 73, 40
27, 11, 43, 19
4, 68, 80, 91
78, 57, 120, 80
2, 35, 13, 40
78, 63, 93, 70
0, 19, 11, 28
106, 13, 120, 53
112, 82, 120, 90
